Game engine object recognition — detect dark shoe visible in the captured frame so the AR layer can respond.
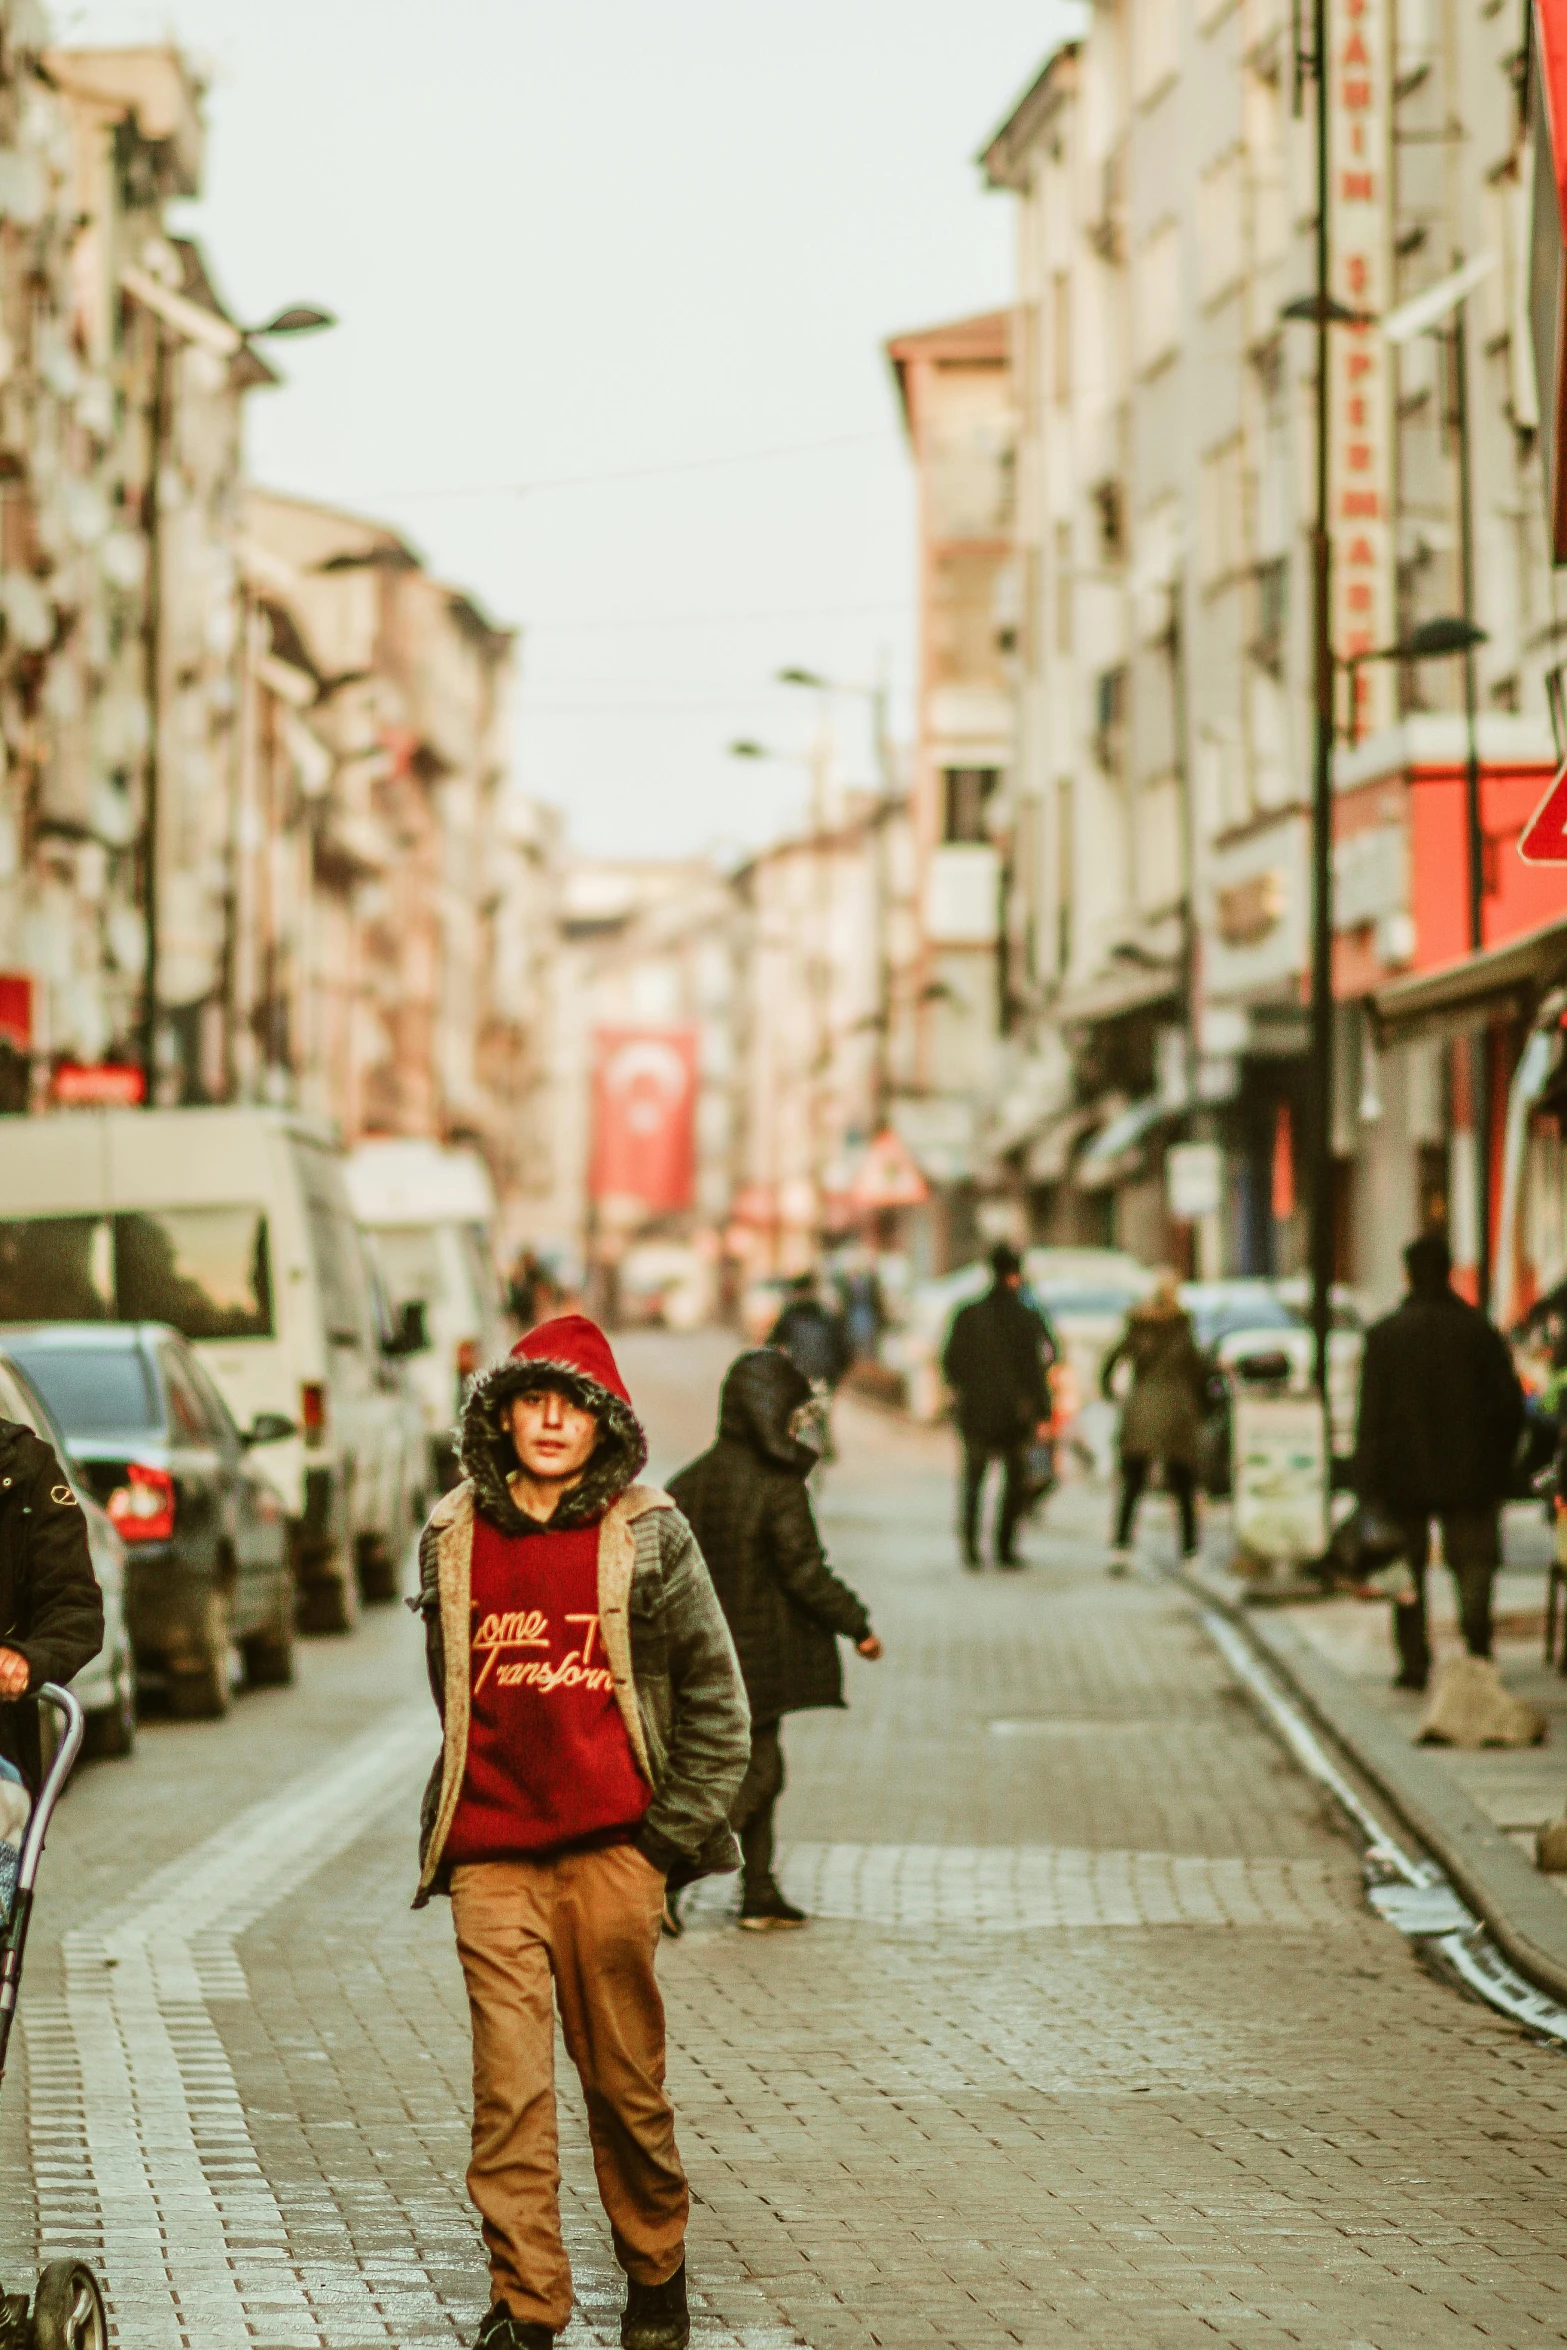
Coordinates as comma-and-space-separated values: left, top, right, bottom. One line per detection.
622, 2260, 689, 2350
739, 1886, 808, 1931
1392, 1670, 1428, 1692
474, 2302, 555, 2350
660, 1892, 683, 1938
997, 1551, 1025, 1570
962, 1550, 983, 1573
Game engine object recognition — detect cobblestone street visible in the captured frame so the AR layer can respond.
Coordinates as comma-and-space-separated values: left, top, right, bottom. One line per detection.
5, 1331, 1567, 2350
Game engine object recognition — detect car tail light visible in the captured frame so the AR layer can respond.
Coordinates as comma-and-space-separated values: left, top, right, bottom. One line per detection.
456, 1338, 481, 1380
106, 1462, 176, 1543
300, 1381, 327, 1440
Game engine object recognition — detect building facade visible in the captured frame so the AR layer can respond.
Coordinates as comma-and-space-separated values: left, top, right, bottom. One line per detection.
977, 0, 1561, 1310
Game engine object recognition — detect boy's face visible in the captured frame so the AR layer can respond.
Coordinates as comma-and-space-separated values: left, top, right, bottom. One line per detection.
507, 1387, 599, 1485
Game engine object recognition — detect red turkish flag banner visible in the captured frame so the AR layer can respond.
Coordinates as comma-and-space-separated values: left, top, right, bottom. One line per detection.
1519, 762, 1567, 863
589, 1028, 699, 1212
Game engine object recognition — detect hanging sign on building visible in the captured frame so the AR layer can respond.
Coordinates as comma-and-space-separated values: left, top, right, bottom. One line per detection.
1330, 0, 1395, 736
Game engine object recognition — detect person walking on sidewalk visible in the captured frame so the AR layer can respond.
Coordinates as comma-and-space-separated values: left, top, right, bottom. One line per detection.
1101, 1272, 1207, 1570
668, 1348, 881, 1929
941, 1243, 1057, 1569
1353, 1232, 1524, 1691
413, 1314, 750, 2350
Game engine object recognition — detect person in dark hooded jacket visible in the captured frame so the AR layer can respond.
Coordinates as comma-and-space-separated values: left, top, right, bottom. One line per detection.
669, 1348, 881, 1930
0, 1413, 103, 1795
413, 1313, 749, 2350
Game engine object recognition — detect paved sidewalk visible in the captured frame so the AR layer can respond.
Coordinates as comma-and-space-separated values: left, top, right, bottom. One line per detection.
5, 1335, 1567, 2350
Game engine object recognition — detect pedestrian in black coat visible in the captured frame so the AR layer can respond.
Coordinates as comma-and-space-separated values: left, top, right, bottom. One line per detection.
941, 1244, 1057, 1569
668, 1348, 880, 1928
1353, 1231, 1525, 1689
0, 1416, 104, 1792
767, 1279, 852, 1389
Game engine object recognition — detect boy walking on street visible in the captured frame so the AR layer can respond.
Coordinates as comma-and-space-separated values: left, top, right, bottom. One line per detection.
414, 1316, 750, 2350
669, 1348, 881, 1930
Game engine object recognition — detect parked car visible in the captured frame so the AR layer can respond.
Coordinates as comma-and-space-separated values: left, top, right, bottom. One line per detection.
346, 1138, 508, 1491
1181, 1278, 1366, 1493
0, 1346, 135, 1758
2, 1323, 296, 1719
0, 1105, 424, 1632
885, 1245, 1152, 1428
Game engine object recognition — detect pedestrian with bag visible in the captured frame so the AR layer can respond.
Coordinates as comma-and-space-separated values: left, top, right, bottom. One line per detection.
0, 1411, 103, 1798
1101, 1272, 1207, 1570
1353, 1231, 1524, 1690
413, 1315, 750, 2350
941, 1243, 1057, 1570
669, 1347, 881, 1930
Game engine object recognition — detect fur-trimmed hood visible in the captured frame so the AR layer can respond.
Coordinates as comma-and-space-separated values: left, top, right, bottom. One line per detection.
457, 1313, 648, 1531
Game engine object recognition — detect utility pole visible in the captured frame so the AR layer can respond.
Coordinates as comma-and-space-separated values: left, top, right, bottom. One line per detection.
1452, 282, 1490, 1311
1306, 0, 1336, 1398
138, 317, 167, 1104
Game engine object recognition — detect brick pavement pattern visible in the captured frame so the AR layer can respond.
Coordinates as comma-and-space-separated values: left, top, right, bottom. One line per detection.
3, 1331, 1567, 2350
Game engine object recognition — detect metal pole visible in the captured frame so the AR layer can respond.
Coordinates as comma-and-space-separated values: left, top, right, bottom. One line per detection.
138, 318, 166, 1103
1453, 290, 1490, 1311
871, 662, 893, 1129
1308, 0, 1335, 1396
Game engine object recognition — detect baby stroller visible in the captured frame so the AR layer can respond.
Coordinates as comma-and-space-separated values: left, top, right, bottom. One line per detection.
0, 1684, 108, 2350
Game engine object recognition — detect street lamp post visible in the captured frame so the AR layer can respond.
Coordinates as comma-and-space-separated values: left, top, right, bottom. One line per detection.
125, 285, 334, 1104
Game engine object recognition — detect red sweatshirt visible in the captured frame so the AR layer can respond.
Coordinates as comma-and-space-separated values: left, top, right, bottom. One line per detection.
444, 1511, 651, 1865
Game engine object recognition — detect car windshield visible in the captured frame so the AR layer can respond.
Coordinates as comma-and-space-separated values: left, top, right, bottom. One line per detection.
373, 1223, 448, 1309
0, 1209, 272, 1340
1186, 1290, 1301, 1346
9, 1343, 159, 1437
115, 1209, 273, 1340
1031, 1286, 1148, 1319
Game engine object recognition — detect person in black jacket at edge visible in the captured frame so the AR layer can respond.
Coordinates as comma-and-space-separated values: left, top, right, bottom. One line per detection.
941, 1243, 1057, 1571
669, 1349, 881, 1930
1353, 1231, 1524, 1691
0, 1412, 104, 1791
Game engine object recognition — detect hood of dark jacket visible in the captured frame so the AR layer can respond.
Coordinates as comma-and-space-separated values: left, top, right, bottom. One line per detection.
458, 1312, 647, 1532
717, 1347, 817, 1475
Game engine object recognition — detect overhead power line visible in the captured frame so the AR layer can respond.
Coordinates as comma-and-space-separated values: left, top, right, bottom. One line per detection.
347, 428, 899, 504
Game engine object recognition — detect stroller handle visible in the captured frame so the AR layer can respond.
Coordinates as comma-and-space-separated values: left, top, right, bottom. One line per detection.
14, 1684, 84, 1904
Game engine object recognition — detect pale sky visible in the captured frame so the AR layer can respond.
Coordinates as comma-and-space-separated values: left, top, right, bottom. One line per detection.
56, 1, 1081, 857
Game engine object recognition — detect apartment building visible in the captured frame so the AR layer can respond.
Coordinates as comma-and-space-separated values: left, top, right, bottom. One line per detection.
980, 0, 1561, 1307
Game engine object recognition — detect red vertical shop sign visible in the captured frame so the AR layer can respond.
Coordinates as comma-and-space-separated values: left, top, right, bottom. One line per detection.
1330, 0, 1395, 737
589, 1029, 698, 1214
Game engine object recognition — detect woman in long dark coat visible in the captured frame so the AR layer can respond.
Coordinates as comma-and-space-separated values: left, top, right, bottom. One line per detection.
1100, 1272, 1208, 1569
669, 1348, 880, 1928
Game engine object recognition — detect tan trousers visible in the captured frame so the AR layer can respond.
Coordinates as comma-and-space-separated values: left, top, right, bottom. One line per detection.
451, 1845, 688, 2330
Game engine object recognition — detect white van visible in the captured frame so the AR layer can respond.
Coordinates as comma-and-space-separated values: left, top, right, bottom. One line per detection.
0, 1106, 421, 1632
345, 1138, 508, 1487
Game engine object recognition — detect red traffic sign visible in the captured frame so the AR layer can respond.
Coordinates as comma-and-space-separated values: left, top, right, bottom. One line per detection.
1519, 760, 1567, 863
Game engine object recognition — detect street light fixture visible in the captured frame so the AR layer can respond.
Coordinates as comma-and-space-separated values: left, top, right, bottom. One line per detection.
1342, 615, 1488, 745
133, 289, 337, 1104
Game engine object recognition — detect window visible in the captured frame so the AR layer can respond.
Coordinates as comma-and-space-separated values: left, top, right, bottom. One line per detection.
1251, 555, 1289, 676
1199, 436, 1247, 584
1051, 272, 1072, 406
1093, 477, 1126, 562
1133, 220, 1181, 371
942, 767, 999, 844
1198, 150, 1243, 304
1132, 0, 1180, 101
371, 1223, 448, 1309
0, 1209, 271, 1339
9, 1343, 158, 1438
1056, 777, 1076, 972
0, 1217, 112, 1322
160, 1346, 218, 1444
116, 1208, 274, 1340
1054, 521, 1074, 656
1094, 666, 1129, 771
